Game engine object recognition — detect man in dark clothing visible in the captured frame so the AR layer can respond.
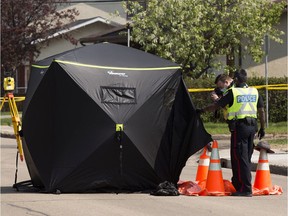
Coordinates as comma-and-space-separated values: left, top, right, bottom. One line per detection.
210, 74, 234, 120
210, 74, 234, 102
197, 69, 265, 197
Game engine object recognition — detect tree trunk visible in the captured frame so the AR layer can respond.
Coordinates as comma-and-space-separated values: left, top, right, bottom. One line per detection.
226, 48, 235, 77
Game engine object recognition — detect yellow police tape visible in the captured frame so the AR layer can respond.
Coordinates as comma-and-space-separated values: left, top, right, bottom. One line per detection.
0, 96, 26, 102
0, 84, 287, 101
188, 84, 288, 92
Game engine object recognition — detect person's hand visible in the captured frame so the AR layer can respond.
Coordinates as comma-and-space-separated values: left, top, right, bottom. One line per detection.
257, 128, 265, 140
210, 91, 219, 102
196, 108, 204, 115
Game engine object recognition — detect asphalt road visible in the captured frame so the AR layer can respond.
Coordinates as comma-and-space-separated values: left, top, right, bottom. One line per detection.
1, 137, 287, 216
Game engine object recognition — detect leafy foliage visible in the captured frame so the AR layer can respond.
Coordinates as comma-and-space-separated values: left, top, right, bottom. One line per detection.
126, 0, 285, 78
1, 0, 79, 71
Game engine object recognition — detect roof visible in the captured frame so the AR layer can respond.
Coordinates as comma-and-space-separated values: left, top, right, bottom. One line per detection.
79, 25, 128, 45
59, 3, 126, 25
36, 3, 127, 43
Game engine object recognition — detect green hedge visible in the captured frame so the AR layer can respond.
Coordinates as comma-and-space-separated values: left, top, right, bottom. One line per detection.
185, 76, 288, 123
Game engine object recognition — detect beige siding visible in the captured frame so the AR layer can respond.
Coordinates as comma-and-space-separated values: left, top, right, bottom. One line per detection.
36, 22, 114, 61
243, 12, 287, 77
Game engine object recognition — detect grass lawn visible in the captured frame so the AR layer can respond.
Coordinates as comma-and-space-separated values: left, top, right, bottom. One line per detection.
204, 121, 287, 135
265, 122, 288, 135
1, 112, 11, 116
1, 118, 12, 126
1, 111, 22, 126
269, 138, 288, 151
204, 121, 287, 150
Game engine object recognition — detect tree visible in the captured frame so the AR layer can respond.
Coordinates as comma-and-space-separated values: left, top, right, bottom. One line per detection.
126, 0, 285, 78
1, 0, 79, 72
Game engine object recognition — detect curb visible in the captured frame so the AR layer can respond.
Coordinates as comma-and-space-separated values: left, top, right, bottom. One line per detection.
0, 132, 15, 139
221, 158, 287, 176
213, 134, 288, 140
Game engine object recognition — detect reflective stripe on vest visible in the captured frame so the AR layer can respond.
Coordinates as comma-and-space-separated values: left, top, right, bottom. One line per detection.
227, 87, 258, 120
223, 84, 235, 120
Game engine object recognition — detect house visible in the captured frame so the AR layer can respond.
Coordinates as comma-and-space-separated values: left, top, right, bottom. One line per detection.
36, 3, 126, 60
79, 25, 128, 46
16, 3, 127, 94
16, 1, 286, 94
243, 8, 287, 77
78, 2, 287, 79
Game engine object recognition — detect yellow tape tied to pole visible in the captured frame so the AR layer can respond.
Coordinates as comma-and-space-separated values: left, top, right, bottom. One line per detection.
188, 84, 288, 93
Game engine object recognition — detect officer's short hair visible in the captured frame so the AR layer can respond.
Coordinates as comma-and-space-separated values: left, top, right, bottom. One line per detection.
215, 74, 232, 84
234, 69, 247, 83
214, 74, 222, 84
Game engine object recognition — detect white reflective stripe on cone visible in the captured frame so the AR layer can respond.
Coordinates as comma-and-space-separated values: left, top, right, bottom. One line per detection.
211, 149, 219, 159
256, 163, 270, 171
209, 162, 221, 171
199, 158, 210, 166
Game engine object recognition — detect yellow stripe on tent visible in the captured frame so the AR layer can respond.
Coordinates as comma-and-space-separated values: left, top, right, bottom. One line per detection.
31, 64, 50, 69
54, 60, 181, 71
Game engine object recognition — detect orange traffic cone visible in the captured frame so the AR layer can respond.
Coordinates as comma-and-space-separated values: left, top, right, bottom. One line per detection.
253, 149, 272, 190
205, 140, 225, 196
195, 146, 210, 182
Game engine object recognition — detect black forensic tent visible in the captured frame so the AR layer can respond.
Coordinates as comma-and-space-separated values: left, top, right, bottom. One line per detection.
22, 43, 212, 193
23, 48, 82, 115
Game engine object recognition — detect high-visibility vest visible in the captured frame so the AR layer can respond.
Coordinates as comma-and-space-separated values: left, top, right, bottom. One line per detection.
227, 87, 258, 120
223, 84, 235, 120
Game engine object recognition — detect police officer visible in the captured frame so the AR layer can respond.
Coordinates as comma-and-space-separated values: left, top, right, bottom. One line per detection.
197, 69, 265, 197
210, 74, 235, 120
211, 74, 234, 102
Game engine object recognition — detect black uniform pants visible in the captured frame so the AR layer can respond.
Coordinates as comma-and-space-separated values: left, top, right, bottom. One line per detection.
230, 121, 255, 193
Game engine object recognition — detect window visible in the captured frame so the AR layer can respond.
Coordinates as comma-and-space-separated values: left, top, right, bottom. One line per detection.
101, 86, 136, 104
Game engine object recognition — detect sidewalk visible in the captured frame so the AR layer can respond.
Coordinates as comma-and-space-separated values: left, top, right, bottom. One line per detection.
1, 125, 287, 175
0, 125, 16, 138
219, 148, 287, 176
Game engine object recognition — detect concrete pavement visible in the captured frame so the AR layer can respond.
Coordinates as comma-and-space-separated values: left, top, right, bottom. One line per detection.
1, 137, 287, 216
0, 126, 16, 139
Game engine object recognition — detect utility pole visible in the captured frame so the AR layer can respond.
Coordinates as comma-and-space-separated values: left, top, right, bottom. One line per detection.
264, 34, 269, 128
126, 0, 130, 47
127, 22, 131, 47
